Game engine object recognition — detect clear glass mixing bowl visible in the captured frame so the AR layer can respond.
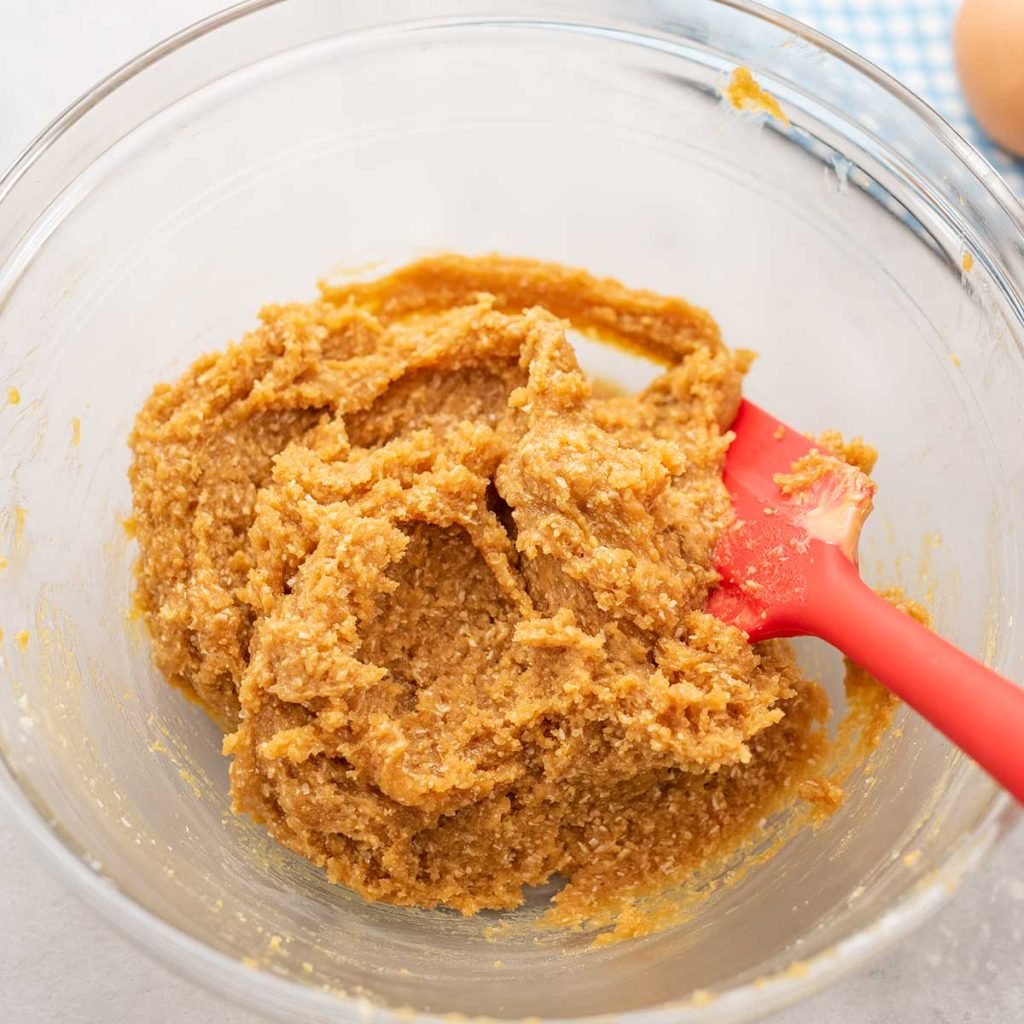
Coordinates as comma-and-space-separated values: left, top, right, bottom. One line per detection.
0, 2, 1021, 1022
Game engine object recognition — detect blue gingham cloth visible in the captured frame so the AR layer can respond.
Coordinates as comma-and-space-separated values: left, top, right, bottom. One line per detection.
766, 0, 1024, 195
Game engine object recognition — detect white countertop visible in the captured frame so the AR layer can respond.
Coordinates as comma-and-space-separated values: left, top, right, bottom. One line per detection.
1, 3, 1022, 1021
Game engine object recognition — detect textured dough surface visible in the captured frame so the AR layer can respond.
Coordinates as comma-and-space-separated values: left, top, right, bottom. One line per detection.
130, 255, 836, 923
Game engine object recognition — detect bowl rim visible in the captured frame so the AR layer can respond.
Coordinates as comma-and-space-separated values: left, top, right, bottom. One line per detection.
0, 1, 1020, 1022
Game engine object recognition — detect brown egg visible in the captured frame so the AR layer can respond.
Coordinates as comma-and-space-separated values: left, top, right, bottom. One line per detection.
954, 0, 1024, 157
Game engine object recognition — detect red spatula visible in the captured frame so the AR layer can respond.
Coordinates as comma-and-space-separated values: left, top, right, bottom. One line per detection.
707, 400, 1024, 803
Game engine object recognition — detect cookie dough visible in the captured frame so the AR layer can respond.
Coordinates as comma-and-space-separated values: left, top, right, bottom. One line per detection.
129, 255, 842, 923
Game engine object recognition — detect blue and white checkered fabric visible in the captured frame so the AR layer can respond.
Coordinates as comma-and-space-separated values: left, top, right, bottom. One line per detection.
766, 0, 1024, 195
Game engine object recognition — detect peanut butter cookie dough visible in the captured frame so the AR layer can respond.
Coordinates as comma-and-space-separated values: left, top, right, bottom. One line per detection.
129, 255, 859, 926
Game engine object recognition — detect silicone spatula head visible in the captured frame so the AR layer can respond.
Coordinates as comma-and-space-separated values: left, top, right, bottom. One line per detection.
707, 401, 1024, 805
706, 400, 876, 642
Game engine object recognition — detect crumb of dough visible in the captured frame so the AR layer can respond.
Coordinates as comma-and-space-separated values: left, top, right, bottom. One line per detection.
814, 431, 878, 475
7, 386, 20, 406
129, 254, 875, 926
798, 775, 844, 812
725, 67, 791, 126
962, 251, 974, 273
14, 630, 29, 649
773, 431, 878, 497
71, 417, 81, 447
774, 452, 838, 496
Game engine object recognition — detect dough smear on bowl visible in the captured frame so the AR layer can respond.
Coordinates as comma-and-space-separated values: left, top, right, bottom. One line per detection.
129, 254, 883, 929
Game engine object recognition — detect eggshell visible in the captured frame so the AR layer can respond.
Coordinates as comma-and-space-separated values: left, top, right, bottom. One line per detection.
954, 0, 1024, 157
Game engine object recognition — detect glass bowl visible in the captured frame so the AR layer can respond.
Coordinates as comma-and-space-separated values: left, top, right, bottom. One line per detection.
0, 2, 1021, 1022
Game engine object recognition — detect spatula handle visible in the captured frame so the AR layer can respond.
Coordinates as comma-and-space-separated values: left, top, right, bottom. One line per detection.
806, 557, 1024, 804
